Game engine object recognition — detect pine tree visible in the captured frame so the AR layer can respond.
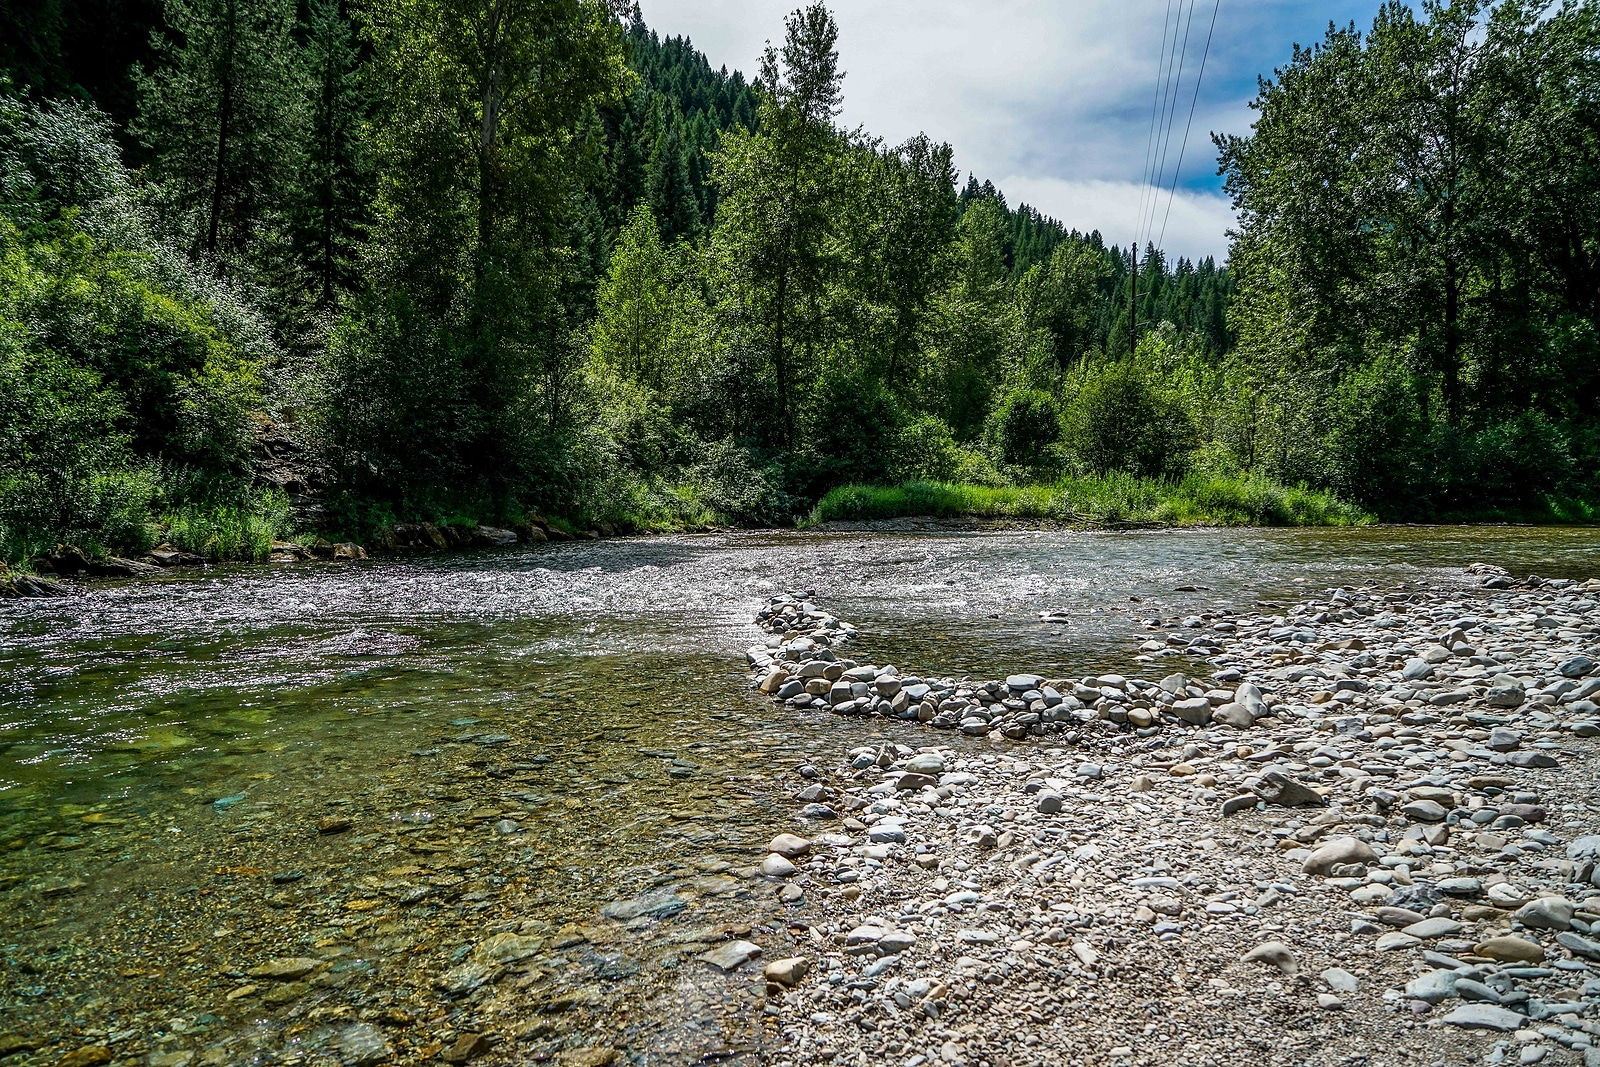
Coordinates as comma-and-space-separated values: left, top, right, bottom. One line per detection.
647, 116, 700, 240
296, 0, 370, 307
134, 0, 305, 263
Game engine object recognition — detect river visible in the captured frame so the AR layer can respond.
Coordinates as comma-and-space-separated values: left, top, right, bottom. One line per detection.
2, 525, 1598, 1065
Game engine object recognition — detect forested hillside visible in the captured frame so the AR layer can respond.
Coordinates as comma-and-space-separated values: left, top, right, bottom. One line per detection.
1, 0, 1596, 568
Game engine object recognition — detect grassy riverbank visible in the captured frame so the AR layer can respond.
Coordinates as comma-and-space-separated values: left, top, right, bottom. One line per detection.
806, 473, 1374, 528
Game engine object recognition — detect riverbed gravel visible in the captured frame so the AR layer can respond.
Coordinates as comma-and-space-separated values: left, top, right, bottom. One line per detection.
749, 566, 1600, 1067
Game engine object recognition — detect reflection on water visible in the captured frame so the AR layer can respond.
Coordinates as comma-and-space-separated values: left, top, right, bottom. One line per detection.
1, 525, 1597, 1063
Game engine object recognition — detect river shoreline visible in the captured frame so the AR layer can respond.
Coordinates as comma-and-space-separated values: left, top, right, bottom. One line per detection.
8, 519, 1600, 603
7, 532, 1600, 1066
744, 566, 1600, 1066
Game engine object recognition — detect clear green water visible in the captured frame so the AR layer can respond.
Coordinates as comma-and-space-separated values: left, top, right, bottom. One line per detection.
1, 526, 1597, 1064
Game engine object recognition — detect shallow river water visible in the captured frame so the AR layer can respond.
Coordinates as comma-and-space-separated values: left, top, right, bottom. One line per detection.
3, 525, 1599, 1065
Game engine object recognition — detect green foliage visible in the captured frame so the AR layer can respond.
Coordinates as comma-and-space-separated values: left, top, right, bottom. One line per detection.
17, 0, 1594, 543
326, 0, 628, 502
0, 338, 160, 563
135, 0, 307, 262
1061, 360, 1195, 479
294, 0, 372, 307
808, 473, 1369, 528
1219, 0, 1600, 518
989, 389, 1061, 471
161, 486, 289, 561
0, 93, 272, 562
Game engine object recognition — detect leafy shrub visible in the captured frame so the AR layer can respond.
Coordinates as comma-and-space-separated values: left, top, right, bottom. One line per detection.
0, 93, 274, 561
1062, 360, 1195, 478
988, 388, 1062, 471
891, 414, 959, 481
798, 369, 905, 491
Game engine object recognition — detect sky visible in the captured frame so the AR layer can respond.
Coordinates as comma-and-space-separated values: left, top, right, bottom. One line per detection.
634, 0, 1396, 263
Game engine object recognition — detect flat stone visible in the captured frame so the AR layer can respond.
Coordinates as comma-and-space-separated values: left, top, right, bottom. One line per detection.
1567, 835, 1600, 862
335, 1022, 393, 1067
441, 1033, 494, 1064
700, 940, 761, 972
437, 961, 493, 996
1254, 770, 1324, 808
58, 1050, 112, 1067
1403, 917, 1464, 939
1454, 978, 1502, 1003
248, 957, 321, 981
1375, 931, 1422, 951
557, 1050, 618, 1067
1555, 931, 1600, 960
764, 956, 811, 986
473, 933, 543, 964
1441, 1004, 1526, 1031
1485, 685, 1526, 708
1375, 906, 1428, 927
1515, 897, 1575, 931
1402, 659, 1434, 681
1559, 655, 1595, 678
1405, 969, 1458, 1004
1321, 967, 1359, 993
904, 753, 945, 775
601, 889, 686, 922
1240, 941, 1298, 975
1474, 935, 1545, 962
1304, 836, 1378, 876
769, 833, 811, 858
1401, 800, 1449, 822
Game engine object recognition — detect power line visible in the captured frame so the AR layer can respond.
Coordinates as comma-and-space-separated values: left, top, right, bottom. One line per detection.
1135, 0, 1178, 240
1158, 0, 1222, 251
1146, 0, 1198, 245
1144, 0, 1190, 245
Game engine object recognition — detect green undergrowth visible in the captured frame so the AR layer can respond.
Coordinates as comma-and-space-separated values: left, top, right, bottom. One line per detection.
806, 473, 1375, 528
160, 488, 292, 562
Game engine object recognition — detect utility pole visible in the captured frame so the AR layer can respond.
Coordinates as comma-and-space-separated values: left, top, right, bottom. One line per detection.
1130, 243, 1138, 354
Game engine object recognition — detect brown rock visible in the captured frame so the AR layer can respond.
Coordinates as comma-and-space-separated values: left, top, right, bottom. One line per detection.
1474, 936, 1545, 962
764, 956, 811, 986
558, 1050, 618, 1067
317, 815, 352, 834
58, 1048, 112, 1067
249, 957, 322, 980
442, 1033, 493, 1063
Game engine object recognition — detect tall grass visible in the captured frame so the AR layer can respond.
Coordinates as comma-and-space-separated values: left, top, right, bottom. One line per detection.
161, 488, 291, 562
807, 472, 1372, 528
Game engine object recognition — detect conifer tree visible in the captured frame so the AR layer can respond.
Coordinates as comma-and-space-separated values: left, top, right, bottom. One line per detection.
296, 0, 370, 306
135, 0, 305, 263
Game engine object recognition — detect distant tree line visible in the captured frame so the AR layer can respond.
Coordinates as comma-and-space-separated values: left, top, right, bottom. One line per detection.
2, 0, 1595, 566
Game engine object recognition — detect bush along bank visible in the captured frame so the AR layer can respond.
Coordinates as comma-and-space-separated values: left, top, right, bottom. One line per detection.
741, 570, 1600, 1065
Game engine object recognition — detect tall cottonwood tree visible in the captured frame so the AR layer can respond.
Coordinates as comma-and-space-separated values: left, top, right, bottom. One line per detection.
710, 2, 843, 446
329, 0, 627, 496
135, 0, 304, 262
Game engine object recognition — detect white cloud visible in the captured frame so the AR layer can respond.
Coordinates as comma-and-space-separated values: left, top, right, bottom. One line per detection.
634, 0, 1387, 263
994, 176, 1236, 263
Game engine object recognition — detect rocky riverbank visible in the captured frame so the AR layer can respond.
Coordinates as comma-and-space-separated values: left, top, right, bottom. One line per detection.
744, 567, 1600, 1066
0, 517, 613, 598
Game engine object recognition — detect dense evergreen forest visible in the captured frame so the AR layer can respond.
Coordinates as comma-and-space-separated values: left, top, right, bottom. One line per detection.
1, 0, 1596, 566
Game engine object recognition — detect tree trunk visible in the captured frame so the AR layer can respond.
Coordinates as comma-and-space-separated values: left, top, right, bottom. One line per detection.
207, 0, 238, 257
476, 1, 504, 272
